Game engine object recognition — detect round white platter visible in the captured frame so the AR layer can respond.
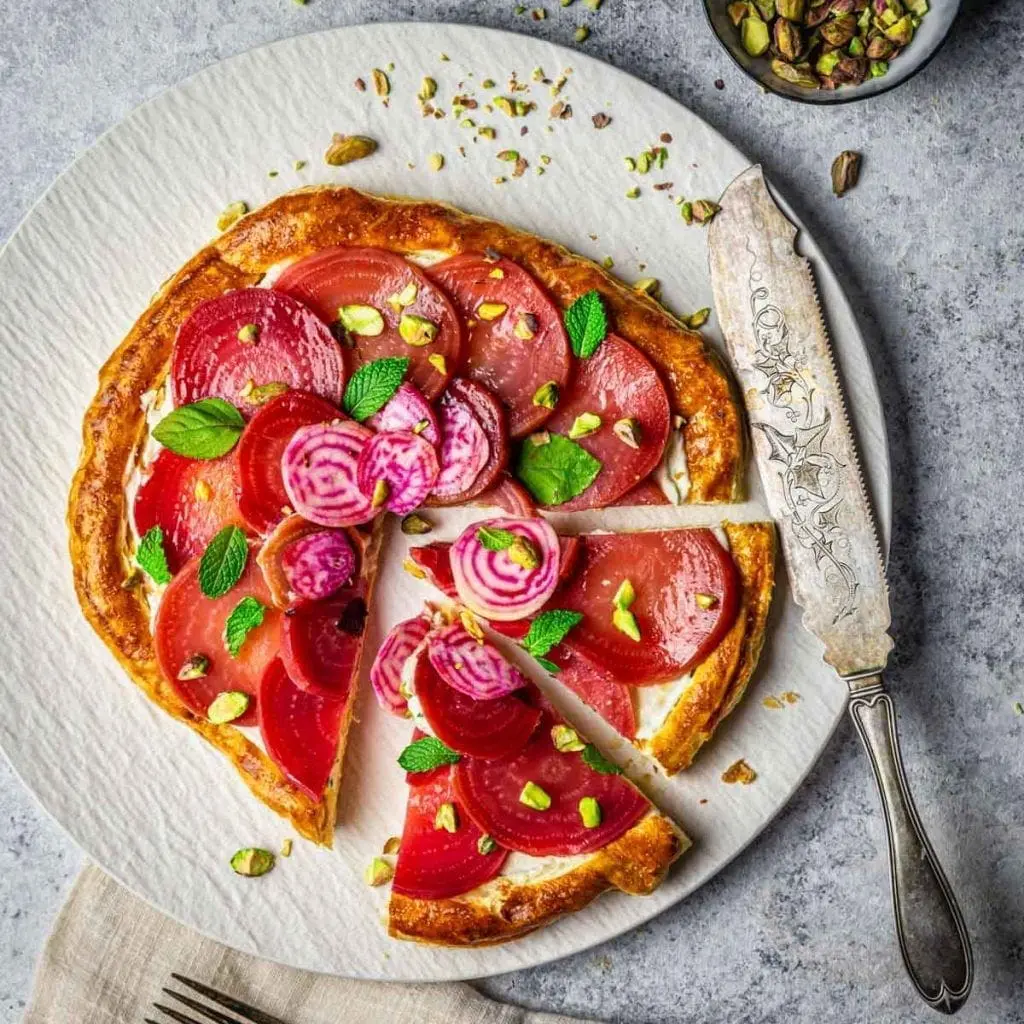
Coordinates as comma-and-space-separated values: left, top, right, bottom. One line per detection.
0, 23, 889, 981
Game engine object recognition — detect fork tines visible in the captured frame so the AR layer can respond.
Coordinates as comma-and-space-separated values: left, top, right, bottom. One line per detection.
147, 974, 290, 1024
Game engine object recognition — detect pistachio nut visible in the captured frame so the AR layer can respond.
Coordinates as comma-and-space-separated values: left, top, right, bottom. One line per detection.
230, 848, 275, 877
568, 412, 602, 439
508, 536, 541, 570
551, 724, 587, 753
337, 304, 384, 336
741, 15, 771, 56
612, 606, 642, 642
532, 381, 560, 409
364, 856, 394, 886
776, 0, 804, 19
207, 690, 250, 724
578, 796, 602, 828
400, 513, 433, 536
613, 417, 643, 449
774, 18, 804, 61
819, 12, 857, 46
434, 801, 459, 833
324, 133, 377, 166
830, 149, 861, 196
519, 781, 552, 810
178, 653, 210, 681
399, 313, 439, 347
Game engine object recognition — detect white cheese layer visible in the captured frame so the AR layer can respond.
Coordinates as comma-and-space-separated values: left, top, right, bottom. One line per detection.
655, 420, 690, 504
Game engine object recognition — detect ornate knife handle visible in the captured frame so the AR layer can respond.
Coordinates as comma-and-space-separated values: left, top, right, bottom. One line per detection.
848, 677, 973, 1014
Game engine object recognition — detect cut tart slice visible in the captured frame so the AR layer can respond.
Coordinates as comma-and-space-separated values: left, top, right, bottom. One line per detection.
377, 632, 685, 947
407, 517, 775, 775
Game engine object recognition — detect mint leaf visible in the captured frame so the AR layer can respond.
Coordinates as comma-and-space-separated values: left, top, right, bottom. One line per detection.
397, 735, 461, 773
224, 596, 266, 658
515, 433, 601, 506
564, 290, 608, 359
581, 743, 622, 775
343, 357, 409, 421
152, 398, 245, 459
522, 609, 583, 657
535, 656, 561, 674
136, 526, 172, 585
199, 525, 249, 598
476, 525, 518, 551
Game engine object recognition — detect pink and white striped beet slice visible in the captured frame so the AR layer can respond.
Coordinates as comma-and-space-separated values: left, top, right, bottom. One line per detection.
427, 623, 529, 700
357, 430, 439, 516
281, 420, 376, 527
370, 614, 431, 715
367, 383, 440, 446
450, 516, 560, 621
432, 393, 490, 500
281, 529, 357, 602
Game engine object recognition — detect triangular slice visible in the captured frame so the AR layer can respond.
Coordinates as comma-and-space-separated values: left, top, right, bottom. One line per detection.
385, 643, 685, 947
407, 518, 775, 775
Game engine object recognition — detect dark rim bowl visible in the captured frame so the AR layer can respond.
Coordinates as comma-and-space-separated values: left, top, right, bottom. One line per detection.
701, 0, 961, 104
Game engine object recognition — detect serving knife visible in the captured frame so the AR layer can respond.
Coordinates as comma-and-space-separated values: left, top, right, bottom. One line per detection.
707, 165, 973, 1014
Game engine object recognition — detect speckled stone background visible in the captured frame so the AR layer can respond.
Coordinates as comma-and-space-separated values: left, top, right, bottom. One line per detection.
1, 1, 1021, 1022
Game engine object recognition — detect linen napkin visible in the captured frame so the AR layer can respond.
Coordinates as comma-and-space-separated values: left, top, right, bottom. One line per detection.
24, 865, 593, 1024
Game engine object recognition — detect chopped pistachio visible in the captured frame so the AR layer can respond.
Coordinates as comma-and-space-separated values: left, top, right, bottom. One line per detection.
399, 313, 439, 347
625, 186, 641, 199
612, 606, 641, 642
324, 133, 377, 166
514, 312, 538, 340
121, 568, 143, 591
245, 382, 288, 406
208, 690, 250, 724
579, 796, 602, 828
477, 125, 497, 140
685, 307, 711, 329
530, 430, 551, 447
418, 76, 438, 102
568, 412, 602, 439
883, 13, 914, 44
519, 781, 552, 810
552, 724, 587, 753
231, 848, 274, 877
575, 25, 591, 42
460, 117, 476, 128
267, 169, 279, 178
237, 323, 260, 345
428, 152, 445, 172
613, 578, 636, 610
237, 379, 255, 401
460, 609, 485, 642
364, 856, 394, 886
869, 59, 889, 78
371, 68, 390, 98
338, 304, 384, 336
427, 353, 447, 375
584, 0, 602, 8
508, 536, 541, 570
680, 200, 694, 224
613, 417, 643, 449
771, 59, 820, 89
623, 156, 636, 171
773, 17, 803, 61
741, 16, 771, 56
293, 159, 307, 171
382, 835, 401, 855
601, 255, 614, 269
695, 592, 719, 610
691, 199, 721, 225
216, 201, 248, 232
386, 281, 418, 311
370, 479, 390, 509
401, 513, 433, 535
816, 49, 842, 76
402, 557, 427, 579
497, 149, 520, 162
633, 277, 660, 298
636, 151, 651, 175
194, 478, 212, 502
477, 833, 498, 854
831, 150, 861, 196
481, 77, 496, 88
531, 7, 547, 19
727, 0, 749, 26
477, 301, 508, 321
281, 838, 293, 857
532, 381, 560, 409
178, 654, 210, 681
434, 801, 459, 833
776, 0, 803, 17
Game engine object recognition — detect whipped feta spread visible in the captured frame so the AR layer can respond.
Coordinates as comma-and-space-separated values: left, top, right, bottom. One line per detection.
654, 419, 690, 504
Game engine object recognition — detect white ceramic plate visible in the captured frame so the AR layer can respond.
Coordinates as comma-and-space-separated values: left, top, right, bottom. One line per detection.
0, 23, 889, 980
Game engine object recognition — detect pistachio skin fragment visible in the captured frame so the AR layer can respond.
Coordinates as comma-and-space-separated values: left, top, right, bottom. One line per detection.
477, 834, 498, 855
579, 796, 602, 829
519, 781, 552, 811
365, 856, 394, 886
613, 417, 643, 449
324, 134, 378, 167
568, 412, 602, 439
774, 18, 804, 61
178, 653, 210, 681
532, 381, 560, 409
831, 150, 861, 196
400, 512, 434, 536
207, 690, 251, 724
552, 724, 587, 753
230, 848, 275, 877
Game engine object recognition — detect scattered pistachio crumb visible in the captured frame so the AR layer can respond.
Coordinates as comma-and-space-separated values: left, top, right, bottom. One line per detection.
267, 169, 278, 178
281, 838, 293, 857
365, 856, 394, 886
584, 0, 602, 8
324, 134, 377, 166
293, 159, 306, 171
763, 696, 784, 710
782, 691, 801, 705
602, 256, 614, 269
428, 152, 445, 172
625, 186, 640, 199
382, 835, 401, 855
685, 308, 712, 330
531, 7, 547, 19
216, 201, 248, 233
623, 157, 636, 171
575, 25, 590, 42
721, 759, 757, 785
371, 68, 390, 98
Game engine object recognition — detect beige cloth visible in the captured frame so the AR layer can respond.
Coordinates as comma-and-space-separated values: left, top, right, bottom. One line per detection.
25, 866, 593, 1024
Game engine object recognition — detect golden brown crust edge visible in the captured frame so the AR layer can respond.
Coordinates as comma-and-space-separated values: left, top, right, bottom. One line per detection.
388, 812, 686, 947
644, 521, 776, 775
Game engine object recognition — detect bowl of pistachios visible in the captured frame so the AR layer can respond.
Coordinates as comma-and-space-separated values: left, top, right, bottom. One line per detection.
703, 0, 959, 103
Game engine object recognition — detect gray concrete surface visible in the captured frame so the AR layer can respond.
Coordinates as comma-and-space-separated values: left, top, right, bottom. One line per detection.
1, 1, 1021, 1022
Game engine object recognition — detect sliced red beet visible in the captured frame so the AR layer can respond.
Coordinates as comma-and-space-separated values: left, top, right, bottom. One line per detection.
546, 643, 637, 739
154, 545, 281, 726
274, 247, 463, 400
258, 657, 344, 800
237, 390, 341, 535
366, 383, 440, 445
474, 472, 537, 516
413, 655, 541, 759
280, 583, 370, 698
172, 289, 345, 417
133, 449, 244, 573
558, 529, 740, 683
428, 254, 571, 437
454, 710, 647, 856
612, 476, 670, 507
356, 431, 439, 516
408, 542, 457, 598
393, 758, 508, 900
540, 335, 671, 511
427, 378, 508, 506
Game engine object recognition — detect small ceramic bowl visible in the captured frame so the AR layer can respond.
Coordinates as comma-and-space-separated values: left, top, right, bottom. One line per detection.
702, 0, 960, 104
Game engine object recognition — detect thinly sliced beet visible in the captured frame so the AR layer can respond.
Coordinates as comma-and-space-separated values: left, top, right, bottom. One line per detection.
282, 420, 376, 527
454, 709, 647, 856
427, 623, 529, 701
257, 515, 362, 608
356, 431, 439, 516
450, 516, 560, 621
274, 247, 463, 399
258, 657, 344, 800
367, 383, 440, 446
413, 655, 541, 759
392, 757, 508, 899
408, 543, 457, 598
280, 585, 370, 698
370, 614, 431, 716
237, 390, 341, 535
612, 477, 670, 507
172, 289, 345, 417
474, 473, 537, 516
427, 379, 508, 506
546, 643, 637, 739
428, 253, 571, 437
432, 390, 490, 501
133, 448, 244, 573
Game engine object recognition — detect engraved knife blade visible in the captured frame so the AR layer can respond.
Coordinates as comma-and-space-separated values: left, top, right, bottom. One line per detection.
708, 164, 893, 682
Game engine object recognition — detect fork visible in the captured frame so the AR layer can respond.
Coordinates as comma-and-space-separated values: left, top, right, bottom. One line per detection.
146, 973, 291, 1024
